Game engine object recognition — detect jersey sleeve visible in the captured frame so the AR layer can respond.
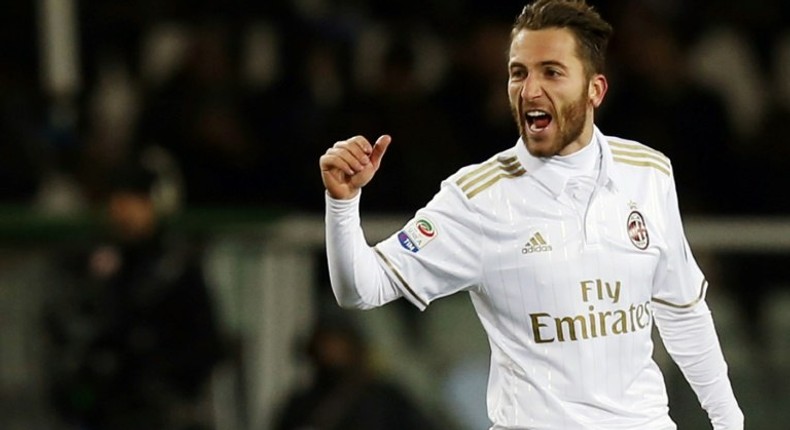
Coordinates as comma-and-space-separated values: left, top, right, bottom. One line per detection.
653, 302, 744, 429
650, 171, 707, 309
651, 168, 744, 429
374, 180, 483, 310
325, 192, 406, 310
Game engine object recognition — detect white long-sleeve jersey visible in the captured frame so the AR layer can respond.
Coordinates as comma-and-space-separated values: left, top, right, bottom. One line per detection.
325, 127, 743, 429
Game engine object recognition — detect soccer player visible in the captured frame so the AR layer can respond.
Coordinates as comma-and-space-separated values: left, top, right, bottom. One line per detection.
318, 1, 744, 429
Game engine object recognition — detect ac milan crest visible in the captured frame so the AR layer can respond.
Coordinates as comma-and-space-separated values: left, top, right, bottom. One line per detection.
627, 211, 649, 250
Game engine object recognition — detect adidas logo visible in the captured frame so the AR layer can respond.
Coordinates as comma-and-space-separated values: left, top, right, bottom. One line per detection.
522, 232, 553, 254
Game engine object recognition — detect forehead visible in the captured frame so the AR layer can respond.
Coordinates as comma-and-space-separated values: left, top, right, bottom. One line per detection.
509, 27, 581, 67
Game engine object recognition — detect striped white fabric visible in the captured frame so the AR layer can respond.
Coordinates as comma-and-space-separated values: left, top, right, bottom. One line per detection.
366, 127, 734, 429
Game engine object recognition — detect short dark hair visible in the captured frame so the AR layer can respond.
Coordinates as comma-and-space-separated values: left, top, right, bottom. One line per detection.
512, 0, 613, 76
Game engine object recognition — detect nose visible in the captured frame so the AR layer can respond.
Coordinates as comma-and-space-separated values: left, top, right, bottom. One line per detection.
521, 75, 542, 100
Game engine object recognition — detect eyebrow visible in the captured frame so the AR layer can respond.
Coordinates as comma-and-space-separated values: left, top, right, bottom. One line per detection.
508, 60, 568, 70
539, 60, 567, 69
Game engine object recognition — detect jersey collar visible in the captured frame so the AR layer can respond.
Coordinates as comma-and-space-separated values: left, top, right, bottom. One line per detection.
515, 125, 620, 198
596, 126, 621, 193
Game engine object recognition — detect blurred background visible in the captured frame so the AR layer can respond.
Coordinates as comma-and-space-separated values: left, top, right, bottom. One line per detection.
1, 0, 789, 429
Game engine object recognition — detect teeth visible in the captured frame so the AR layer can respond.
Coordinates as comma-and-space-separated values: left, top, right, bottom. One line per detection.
525, 109, 550, 132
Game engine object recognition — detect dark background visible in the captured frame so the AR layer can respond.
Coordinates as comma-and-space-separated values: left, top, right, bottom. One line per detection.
1, 1, 789, 429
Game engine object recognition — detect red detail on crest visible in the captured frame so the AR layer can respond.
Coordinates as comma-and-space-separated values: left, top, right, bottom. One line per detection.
627, 211, 649, 250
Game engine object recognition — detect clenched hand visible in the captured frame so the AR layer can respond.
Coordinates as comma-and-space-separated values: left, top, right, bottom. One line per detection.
320, 135, 392, 200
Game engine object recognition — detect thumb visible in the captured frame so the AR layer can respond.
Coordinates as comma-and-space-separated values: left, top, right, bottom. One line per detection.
370, 134, 392, 168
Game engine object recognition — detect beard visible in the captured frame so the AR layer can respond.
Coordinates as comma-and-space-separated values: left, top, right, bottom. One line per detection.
513, 85, 589, 157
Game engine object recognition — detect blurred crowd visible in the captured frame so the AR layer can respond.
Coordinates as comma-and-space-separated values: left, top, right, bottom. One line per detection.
1, 0, 789, 216
2, 1, 790, 429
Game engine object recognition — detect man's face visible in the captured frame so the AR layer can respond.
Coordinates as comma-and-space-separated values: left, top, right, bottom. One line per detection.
507, 28, 607, 157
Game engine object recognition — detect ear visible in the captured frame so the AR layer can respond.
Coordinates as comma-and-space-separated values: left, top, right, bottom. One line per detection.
588, 74, 608, 108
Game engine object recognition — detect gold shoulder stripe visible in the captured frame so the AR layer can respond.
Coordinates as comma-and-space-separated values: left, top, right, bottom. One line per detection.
456, 155, 525, 199
612, 157, 670, 176
456, 160, 498, 187
611, 148, 671, 170
456, 156, 520, 187
612, 149, 672, 175
608, 140, 668, 161
609, 140, 671, 175
373, 246, 428, 308
651, 279, 707, 309
497, 155, 518, 165
459, 163, 502, 192
501, 160, 523, 174
466, 167, 526, 199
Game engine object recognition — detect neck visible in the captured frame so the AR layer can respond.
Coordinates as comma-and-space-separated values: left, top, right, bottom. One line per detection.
558, 119, 595, 156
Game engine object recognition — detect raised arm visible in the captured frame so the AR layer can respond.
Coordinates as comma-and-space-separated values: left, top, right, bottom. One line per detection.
320, 134, 403, 310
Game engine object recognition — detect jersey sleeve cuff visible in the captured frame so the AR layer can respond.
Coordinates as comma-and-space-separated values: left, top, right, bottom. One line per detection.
325, 190, 361, 215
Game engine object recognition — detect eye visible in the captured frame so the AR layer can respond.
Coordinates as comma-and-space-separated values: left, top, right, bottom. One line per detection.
509, 67, 526, 80
546, 68, 562, 77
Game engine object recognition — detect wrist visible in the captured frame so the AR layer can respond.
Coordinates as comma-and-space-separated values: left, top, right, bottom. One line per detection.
326, 190, 361, 211
326, 188, 360, 200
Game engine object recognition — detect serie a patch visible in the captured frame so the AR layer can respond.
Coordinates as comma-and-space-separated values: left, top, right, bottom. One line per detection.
398, 217, 438, 253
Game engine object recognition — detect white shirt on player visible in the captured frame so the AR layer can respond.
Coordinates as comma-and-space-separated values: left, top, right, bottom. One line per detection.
325, 126, 743, 429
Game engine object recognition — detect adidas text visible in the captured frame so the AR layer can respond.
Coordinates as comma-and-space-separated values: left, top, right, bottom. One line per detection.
522, 245, 553, 254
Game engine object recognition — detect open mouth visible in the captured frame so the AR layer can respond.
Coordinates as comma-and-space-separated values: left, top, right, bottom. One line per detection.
525, 110, 552, 132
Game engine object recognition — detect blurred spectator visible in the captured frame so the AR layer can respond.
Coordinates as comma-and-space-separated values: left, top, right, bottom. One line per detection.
678, 1, 790, 352
244, 22, 356, 211
680, 0, 790, 216
137, 22, 265, 207
0, 0, 784, 428
72, 53, 141, 207
273, 313, 437, 430
598, 1, 735, 214
433, 19, 516, 164
1, 0, 787, 214
43, 150, 224, 430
